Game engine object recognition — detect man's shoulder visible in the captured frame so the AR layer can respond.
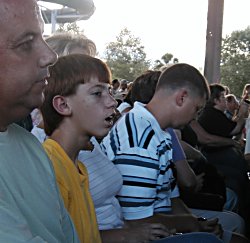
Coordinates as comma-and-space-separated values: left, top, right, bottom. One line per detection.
6, 124, 43, 148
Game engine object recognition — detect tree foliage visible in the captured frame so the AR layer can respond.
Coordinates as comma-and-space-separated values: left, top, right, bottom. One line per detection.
56, 22, 82, 35
152, 53, 179, 70
104, 28, 150, 81
220, 26, 250, 96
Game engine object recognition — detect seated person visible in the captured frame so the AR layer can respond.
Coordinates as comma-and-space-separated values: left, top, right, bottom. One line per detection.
102, 64, 249, 243
225, 94, 239, 120
41, 54, 171, 243
197, 83, 249, 217
198, 84, 248, 139
125, 69, 244, 232
41, 54, 103, 243
0, 0, 79, 241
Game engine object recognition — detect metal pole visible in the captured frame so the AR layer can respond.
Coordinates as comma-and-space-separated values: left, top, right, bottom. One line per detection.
204, 0, 224, 83
51, 9, 57, 33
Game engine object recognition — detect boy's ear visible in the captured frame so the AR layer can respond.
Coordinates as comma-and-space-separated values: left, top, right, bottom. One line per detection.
52, 95, 72, 116
176, 89, 188, 107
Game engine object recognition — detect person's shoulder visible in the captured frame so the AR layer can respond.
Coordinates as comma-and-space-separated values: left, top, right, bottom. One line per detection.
10, 123, 42, 143
43, 139, 64, 158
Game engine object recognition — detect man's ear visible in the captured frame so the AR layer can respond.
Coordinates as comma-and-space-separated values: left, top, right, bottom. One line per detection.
52, 95, 72, 116
176, 89, 188, 107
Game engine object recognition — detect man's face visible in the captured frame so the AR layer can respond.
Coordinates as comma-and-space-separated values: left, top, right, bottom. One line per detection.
0, 0, 57, 126
173, 93, 206, 129
215, 91, 227, 111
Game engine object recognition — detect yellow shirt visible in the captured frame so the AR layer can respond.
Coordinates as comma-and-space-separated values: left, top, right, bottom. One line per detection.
43, 139, 101, 243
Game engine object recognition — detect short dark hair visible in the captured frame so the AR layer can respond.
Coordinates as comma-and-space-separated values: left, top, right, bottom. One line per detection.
156, 63, 210, 100
207, 83, 225, 107
130, 70, 161, 104
112, 79, 119, 85
41, 54, 111, 136
225, 94, 237, 103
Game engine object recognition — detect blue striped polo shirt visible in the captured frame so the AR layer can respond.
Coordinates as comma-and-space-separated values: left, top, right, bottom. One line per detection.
101, 102, 179, 220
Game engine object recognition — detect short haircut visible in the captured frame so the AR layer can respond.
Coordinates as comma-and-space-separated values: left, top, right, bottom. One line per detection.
225, 94, 237, 103
130, 70, 161, 104
112, 79, 120, 86
41, 54, 111, 136
156, 63, 210, 100
45, 32, 96, 57
207, 83, 225, 107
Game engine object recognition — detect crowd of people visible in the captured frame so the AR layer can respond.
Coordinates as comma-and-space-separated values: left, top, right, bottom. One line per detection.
1, 0, 250, 242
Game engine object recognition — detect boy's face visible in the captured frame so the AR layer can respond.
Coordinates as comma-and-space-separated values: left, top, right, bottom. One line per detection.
67, 77, 117, 139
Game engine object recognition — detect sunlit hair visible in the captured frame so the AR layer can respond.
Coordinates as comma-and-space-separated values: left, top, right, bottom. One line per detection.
45, 32, 97, 57
206, 83, 225, 107
225, 93, 237, 103
41, 54, 111, 136
156, 63, 210, 101
242, 83, 250, 99
130, 70, 161, 104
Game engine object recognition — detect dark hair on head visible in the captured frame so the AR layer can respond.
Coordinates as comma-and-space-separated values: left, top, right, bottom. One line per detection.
41, 54, 111, 136
225, 93, 237, 103
156, 63, 210, 101
130, 70, 161, 104
112, 79, 119, 85
206, 83, 225, 107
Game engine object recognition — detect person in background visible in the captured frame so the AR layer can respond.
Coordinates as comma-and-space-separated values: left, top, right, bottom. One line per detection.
45, 32, 97, 57
119, 79, 128, 92
225, 94, 239, 120
112, 78, 120, 96
0, 0, 80, 242
242, 84, 250, 101
244, 116, 250, 170
198, 83, 249, 220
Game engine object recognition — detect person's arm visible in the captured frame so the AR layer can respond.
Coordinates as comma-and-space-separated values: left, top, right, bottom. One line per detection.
174, 159, 197, 191
229, 102, 249, 136
170, 197, 223, 238
190, 120, 241, 148
126, 212, 200, 234
179, 139, 206, 162
169, 129, 197, 191
0, 199, 46, 242
100, 223, 172, 243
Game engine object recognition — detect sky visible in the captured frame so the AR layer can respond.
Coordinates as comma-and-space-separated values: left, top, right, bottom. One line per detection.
42, 0, 250, 70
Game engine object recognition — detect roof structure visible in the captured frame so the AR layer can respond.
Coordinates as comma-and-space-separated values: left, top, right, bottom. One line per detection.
38, 0, 95, 25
